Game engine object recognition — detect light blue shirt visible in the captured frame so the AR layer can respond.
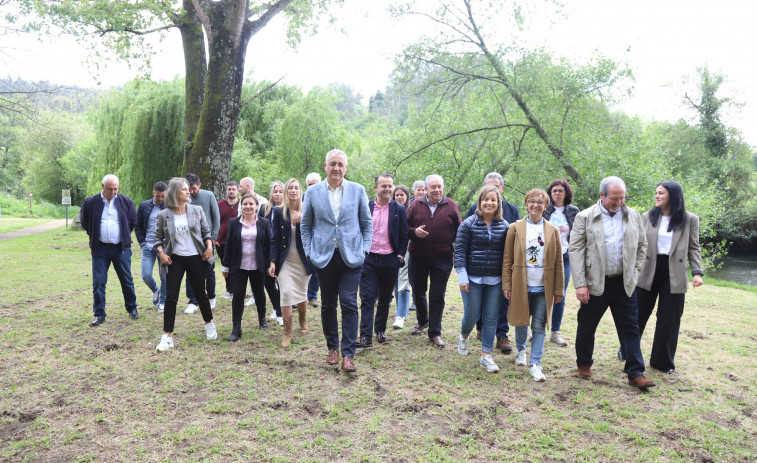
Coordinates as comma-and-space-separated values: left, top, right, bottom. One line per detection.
144, 201, 161, 248
99, 193, 121, 244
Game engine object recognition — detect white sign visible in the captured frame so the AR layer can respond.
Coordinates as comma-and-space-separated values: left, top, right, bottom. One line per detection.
62, 189, 71, 205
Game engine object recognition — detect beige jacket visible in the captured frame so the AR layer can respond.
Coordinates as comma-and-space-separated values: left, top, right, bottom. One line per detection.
502, 219, 564, 327
568, 203, 647, 297
636, 211, 702, 294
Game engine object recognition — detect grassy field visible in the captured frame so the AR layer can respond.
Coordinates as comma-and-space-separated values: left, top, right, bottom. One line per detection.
0, 218, 50, 234
0, 227, 755, 462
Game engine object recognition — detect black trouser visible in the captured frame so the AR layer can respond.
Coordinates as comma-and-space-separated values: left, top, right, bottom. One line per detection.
230, 269, 267, 324
164, 254, 213, 333
359, 253, 400, 340
264, 274, 282, 317
408, 254, 453, 339
216, 244, 231, 293
636, 255, 686, 372
317, 249, 361, 358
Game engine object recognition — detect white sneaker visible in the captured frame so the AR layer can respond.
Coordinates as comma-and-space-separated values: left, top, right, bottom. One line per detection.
156, 334, 174, 352
205, 321, 217, 340
457, 334, 469, 355
527, 329, 532, 341
152, 289, 160, 306
392, 316, 404, 329
550, 331, 568, 347
269, 311, 277, 320
276, 317, 283, 326
209, 298, 216, 310
480, 354, 500, 373
157, 304, 165, 313
245, 297, 255, 306
530, 364, 546, 382
184, 303, 199, 314
515, 350, 527, 366
221, 291, 232, 299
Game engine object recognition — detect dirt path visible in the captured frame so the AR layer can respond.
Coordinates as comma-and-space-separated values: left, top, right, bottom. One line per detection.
0, 219, 69, 241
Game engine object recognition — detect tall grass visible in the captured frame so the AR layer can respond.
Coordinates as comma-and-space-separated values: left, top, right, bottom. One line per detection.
0, 193, 80, 219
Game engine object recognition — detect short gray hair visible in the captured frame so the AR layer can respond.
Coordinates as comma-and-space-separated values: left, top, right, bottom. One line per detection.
325, 149, 348, 164
425, 174, 444, 188
306, 172, 321, 184
165, 177, 188, 209
600, 176, 626, 196
102, 174, 119, 186
412, 180, 426, 191
483, 172, 504, 187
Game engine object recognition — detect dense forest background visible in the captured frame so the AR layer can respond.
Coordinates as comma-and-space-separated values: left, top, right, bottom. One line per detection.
2, 1, 755, 259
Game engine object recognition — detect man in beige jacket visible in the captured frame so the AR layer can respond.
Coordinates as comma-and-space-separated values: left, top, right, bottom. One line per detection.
569, 176, 655, 389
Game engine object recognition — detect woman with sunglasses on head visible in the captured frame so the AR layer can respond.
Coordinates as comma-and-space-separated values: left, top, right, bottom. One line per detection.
259, 181, 285, 325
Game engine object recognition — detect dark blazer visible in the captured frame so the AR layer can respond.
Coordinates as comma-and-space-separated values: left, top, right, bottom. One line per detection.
135, 199, 166, 245
81, 192, 137, 254
270, 207, 314, 276
467, 199, 520, 224
368, 199, 409, 257
637, 211, 703, 294
222, 216, 271, 273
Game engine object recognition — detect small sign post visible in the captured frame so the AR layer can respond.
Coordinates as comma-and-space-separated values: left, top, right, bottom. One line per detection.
62, 189, 71, 229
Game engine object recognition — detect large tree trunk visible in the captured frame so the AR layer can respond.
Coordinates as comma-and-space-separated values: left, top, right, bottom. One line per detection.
179, 0, 207, 161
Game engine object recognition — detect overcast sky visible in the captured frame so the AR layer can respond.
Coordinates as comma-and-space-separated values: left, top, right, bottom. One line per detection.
3, 0, 756, 145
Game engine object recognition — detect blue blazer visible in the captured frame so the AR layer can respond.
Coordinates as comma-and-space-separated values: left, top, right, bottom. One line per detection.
270, 207, 315, 276
368, 199, 409, 257
301, 180, 373, 268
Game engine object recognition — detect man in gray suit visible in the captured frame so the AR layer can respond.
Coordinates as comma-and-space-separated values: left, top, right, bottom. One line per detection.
301, 149, 373, 372
570, 176, 655, 389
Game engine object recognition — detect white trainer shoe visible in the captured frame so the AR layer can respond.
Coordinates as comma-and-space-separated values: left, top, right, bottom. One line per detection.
550, 331, 568, 347
221, 291, 232, 299
245, 297, 255, 306
156, 334, 174, 352
457, 334, 469, 355
480, 354, 500, 373
205, 321, 218, 340
515, 350, 527, 366
152, 289, 160, 306
157, 304, 165, 313
530, 364, 547, 382
269, 311, 277, 320
276, 317, 283, 326
392, 316, 404, 329
209, 298, 216, 310
184, 303, 199, 314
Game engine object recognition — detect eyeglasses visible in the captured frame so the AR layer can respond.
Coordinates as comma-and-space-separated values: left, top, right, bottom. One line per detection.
527, 200, 546, 206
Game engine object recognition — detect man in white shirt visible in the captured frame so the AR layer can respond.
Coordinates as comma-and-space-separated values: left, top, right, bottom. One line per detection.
569, 176, 654, 389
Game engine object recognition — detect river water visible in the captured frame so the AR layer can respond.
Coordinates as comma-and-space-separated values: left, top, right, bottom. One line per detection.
708, 254, 757, 286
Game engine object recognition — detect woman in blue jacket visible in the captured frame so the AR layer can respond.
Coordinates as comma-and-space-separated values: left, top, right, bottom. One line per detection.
455, 184, 510, 373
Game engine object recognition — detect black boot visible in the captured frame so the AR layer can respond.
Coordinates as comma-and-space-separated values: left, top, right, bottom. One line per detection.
259, 313, 268, 330
228, 320, 242, 341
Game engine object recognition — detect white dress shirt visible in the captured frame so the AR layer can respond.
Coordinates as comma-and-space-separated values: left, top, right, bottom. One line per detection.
599, 199, 624, 276
99, 193, 121, 244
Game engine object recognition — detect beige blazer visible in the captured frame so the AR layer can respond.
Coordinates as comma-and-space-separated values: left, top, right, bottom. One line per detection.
636, 211, 702, 294
502, 219, 564, 327
154, 205, 212, 274
568, 203, 647, 297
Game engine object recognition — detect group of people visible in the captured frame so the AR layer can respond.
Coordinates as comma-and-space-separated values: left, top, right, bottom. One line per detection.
81, 150, 703, 388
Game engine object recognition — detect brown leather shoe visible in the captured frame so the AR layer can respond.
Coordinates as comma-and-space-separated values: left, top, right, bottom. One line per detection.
341, 356, 356, 372
308, 299, 319, 308
497, 336, 513, 354
628, 375, 655, 389
326, 349, 339, 365
376, 332, 387, 344
430, 336, 445, 347
577, 366, 592, 379
411, 323, 429, 335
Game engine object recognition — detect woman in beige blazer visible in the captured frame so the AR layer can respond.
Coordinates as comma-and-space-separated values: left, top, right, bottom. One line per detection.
502, 189, 564, 382
154, 177, 217, 352
633, 181, 703, 373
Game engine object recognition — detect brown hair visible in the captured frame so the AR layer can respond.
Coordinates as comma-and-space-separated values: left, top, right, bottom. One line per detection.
475, 184, 503, 220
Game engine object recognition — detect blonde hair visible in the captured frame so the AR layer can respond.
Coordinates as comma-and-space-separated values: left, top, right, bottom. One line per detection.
524, 188, 549, 206
261, 181, 284, 217
281, 178, 302, 222
165, 177, 188, 209
475, 184, 503, 220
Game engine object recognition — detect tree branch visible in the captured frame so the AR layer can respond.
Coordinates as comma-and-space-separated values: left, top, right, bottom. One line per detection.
241, 75, 285, 107
248, 0, 293, 36
96, 24, 176, 37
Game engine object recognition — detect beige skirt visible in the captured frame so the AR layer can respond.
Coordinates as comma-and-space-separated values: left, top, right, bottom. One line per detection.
278, 231, 311, 306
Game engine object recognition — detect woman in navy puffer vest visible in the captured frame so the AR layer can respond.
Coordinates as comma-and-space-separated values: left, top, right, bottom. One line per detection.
454, 185, 510, 373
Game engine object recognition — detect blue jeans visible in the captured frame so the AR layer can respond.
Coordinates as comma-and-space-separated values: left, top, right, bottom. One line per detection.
460, 282, 501, 353
515, 291, 547, 366
395, 290, 410, 318
91, 243, 137, 317
551, 252, 571, 332
186, 258, 216, 303
476, 295, 510, 338
141, 244, 166, 304
307, 266, 320, 301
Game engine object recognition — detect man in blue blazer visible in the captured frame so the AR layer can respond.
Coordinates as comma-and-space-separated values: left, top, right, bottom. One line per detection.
357, 174, 409, 348
301, 149, 373, 372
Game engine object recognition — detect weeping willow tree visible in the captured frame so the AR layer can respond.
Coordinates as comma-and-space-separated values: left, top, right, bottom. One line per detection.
92, 79, 185, 201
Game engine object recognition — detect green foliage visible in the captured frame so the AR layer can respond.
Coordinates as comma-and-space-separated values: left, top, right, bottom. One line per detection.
0, 193, 79, 219
92, 79, 185, 201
